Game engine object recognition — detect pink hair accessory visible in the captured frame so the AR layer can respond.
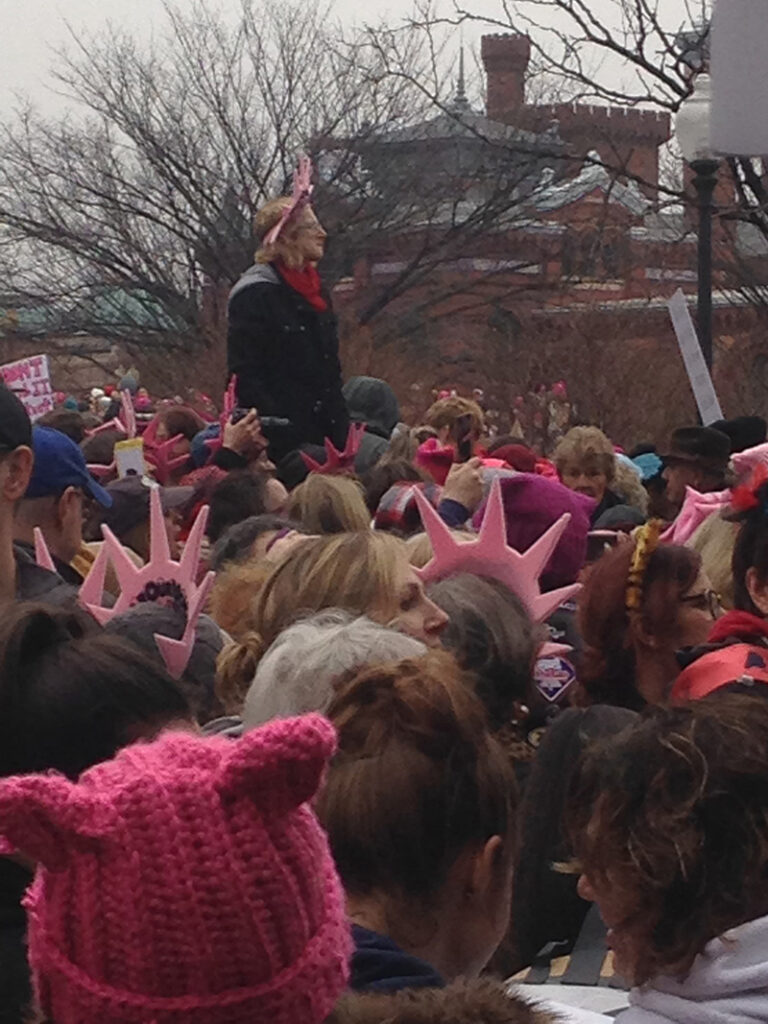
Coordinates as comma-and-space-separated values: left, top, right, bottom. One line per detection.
301, 422, 365, 475
414, 476, 581, 624
660, 486, 731, 545
141, 414, 190, 484
264, 155, 314, 246
78, 486, 214, 679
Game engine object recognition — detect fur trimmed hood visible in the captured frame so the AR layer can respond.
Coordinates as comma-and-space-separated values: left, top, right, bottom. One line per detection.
328, 978, 557, 1024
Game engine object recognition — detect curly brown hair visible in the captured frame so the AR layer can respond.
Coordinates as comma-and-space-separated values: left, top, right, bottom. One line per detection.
567, 694, 768, 985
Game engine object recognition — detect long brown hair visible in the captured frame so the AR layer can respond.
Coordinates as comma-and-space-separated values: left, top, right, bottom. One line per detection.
578, 541, 701, 709
317, 651, 515, 909
568, 694, 768, 985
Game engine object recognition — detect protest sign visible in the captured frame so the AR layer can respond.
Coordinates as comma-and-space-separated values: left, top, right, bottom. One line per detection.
0, 353, 55, 420
711, 0, 768, 156
668, 290, 723, 426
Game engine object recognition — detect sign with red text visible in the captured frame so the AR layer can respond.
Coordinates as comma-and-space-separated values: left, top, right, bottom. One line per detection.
0, 354, 55, 420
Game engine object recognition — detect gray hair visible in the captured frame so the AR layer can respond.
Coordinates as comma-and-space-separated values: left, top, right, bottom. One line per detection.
242, 610, 426, 730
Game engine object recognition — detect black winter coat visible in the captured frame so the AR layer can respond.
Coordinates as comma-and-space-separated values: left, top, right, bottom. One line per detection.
227, 262, 348, 459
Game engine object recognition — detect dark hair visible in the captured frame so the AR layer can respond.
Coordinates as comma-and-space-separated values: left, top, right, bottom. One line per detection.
486, 435, 532, 455
732, 481, 768, 614
427, 574, 537, 730
103, 605, 225, 725
159, 406, 205, 442
318, 652, 514, 907
0, 603, 190, 779
578, 541, 701, 710
568, 695, 768, 984
37, 409, 86, 444
207, 471, 269, 543
362, 458, 428, 514
505, 706, 638, 975
210, 514, 298, 571
80, 428, 123, 466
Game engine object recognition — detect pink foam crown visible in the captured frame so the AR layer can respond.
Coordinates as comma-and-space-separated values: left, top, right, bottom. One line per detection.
414, 476, 581, 627
301, 422, 365, 475
204, 375, 239, 461
86, 390, 137, 480
74, 486, 215, 678
264, 155, 314, 246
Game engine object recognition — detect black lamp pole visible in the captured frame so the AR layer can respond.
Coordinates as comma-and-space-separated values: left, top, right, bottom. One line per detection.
690, 157, 719, 372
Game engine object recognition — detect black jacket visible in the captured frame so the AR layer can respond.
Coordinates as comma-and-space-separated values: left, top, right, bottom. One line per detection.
227, 263, 348, 459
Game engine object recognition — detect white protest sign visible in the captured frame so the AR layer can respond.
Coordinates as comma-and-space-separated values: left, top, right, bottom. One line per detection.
668, 290, 723, 426
0, 354, 56, 421
711, 0, 768, 156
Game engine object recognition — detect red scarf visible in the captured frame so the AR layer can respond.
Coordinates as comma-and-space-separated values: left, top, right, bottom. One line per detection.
276, 262, 327, 312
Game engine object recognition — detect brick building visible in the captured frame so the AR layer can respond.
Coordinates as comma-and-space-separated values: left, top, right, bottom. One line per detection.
328, 34, 768, 445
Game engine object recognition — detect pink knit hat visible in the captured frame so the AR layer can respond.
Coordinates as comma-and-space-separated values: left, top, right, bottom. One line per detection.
0, 717, 350, 1024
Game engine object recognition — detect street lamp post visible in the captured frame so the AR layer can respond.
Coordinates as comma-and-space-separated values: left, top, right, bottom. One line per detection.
675, 74, 720, 372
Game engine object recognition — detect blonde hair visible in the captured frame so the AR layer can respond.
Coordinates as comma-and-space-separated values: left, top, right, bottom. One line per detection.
613, 460, 649, 516
424, 398, 484, 437
406, 529, 474, 569
254, 196, 310, 270
554, 426, 616, 484
209, 559, 273, 641
688, 513, 739, 610
285, 475, 370, 534
215, 532, 409, 711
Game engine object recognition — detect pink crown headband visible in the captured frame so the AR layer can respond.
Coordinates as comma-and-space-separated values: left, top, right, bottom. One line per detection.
660, 485, 731, 545
85, 389, 137, 440
264, 155, 314, 247
86, 390, 138, 480
301, 422, 365, 475
142, 414, 189, 485
73, 486, 215, 679
204, 375, 239, 461
414, 476, 581, 626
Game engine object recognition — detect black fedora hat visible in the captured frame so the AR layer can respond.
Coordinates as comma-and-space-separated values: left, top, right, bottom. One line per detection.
661, 426, 731, 471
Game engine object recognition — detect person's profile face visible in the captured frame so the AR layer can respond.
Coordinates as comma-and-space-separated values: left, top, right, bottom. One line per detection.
294, 206, 327, 263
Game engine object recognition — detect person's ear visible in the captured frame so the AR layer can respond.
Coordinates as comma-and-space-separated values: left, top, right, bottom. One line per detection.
55, 487, 79, 528
0, 446, 33, 502
629, 613, 660, 651
466, 835, 507, 904
746, 567, 768, 617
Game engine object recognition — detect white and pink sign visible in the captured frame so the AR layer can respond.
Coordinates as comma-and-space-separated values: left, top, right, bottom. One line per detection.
0, 354, 55, 420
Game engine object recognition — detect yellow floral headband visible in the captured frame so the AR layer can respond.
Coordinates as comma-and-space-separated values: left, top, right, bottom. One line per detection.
625, 519, 664, 612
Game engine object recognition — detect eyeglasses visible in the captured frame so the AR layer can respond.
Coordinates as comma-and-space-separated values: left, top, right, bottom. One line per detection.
680, 588, 722, 619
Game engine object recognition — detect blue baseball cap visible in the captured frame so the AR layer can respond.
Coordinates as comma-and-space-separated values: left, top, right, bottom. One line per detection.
25, 426, 113, 507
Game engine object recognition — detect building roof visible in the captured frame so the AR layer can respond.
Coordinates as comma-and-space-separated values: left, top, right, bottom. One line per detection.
532, 153, 652, 216
0, 287, 182, 339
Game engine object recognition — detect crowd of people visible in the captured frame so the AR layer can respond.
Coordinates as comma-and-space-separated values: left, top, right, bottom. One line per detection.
1, 166, 768, 1024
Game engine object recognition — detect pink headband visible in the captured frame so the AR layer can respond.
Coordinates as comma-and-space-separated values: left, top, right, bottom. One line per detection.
264, 155, 314, 246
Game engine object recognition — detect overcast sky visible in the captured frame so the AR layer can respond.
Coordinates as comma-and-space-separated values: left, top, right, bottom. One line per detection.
0, 0, 422, 112
1, 0, 703, 115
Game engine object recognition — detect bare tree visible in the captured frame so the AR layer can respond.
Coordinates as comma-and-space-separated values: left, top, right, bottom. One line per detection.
0, 0, 574, 397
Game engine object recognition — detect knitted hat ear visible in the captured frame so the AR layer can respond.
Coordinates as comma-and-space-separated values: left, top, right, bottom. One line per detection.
218, 713, 336, 814
0, 774, 114, 871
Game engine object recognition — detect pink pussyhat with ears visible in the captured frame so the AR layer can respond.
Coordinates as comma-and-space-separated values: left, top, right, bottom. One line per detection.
0, 717, 351, 1024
